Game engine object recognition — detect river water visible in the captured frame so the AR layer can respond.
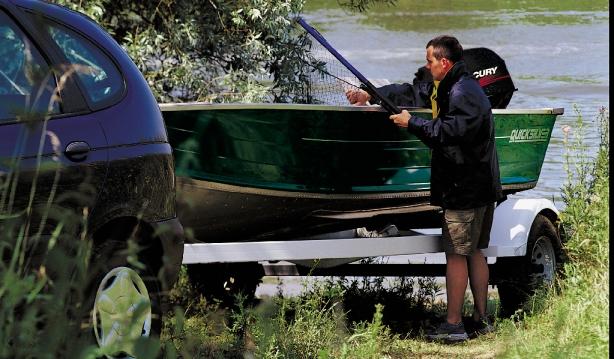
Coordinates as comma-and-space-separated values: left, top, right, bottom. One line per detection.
302, 0, 609, 207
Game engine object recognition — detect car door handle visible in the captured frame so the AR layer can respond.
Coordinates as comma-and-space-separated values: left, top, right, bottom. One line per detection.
64, 141, 90, 162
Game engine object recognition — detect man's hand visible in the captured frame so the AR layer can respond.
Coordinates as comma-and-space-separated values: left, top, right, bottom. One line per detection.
345, 88, 371, 105
389, 110, 411, 128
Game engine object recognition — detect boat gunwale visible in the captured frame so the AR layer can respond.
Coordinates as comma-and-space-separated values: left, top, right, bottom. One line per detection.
159, 102, 564, 115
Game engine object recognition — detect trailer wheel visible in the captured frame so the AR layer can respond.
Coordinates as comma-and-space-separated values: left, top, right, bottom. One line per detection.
186, 263, 263, 306
495, 214, 565, 317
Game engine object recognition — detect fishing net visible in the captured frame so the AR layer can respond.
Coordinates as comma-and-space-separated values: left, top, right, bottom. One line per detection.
269, 22, 363, 105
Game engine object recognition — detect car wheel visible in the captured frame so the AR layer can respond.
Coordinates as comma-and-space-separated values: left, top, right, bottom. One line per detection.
495, 214, 565, 317
186, 263, 263, 307
92, 266, 155, 357
86, 233, 163, 358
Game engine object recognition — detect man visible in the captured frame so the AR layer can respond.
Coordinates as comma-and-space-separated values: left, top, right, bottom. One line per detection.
353, 35, 503, 342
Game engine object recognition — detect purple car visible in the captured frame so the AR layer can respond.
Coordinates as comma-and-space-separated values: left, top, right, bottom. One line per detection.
0, 0, 183, 354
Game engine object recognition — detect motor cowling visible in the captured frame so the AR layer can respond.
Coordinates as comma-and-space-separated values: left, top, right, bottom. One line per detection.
413, 47, 517, 109
463, 47, 517, 109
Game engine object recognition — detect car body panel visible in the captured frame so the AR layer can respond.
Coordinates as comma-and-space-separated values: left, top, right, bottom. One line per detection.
1, 0, 182, 276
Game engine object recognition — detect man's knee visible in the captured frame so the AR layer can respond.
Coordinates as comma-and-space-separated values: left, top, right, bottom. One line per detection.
446, 252, 468, 263
470, 248, 485, 258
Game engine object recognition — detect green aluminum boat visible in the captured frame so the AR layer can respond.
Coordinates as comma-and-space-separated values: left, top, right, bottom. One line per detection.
160, 103, 563, 242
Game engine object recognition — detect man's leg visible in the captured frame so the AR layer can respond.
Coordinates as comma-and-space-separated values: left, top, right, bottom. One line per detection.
468, 249, 489, 320
445, 253, 468, 324
469, 203, 495, 321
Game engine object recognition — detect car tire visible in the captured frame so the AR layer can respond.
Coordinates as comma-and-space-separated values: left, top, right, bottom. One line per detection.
185, 262, 263, 307
85, 223, 164, 358
495, 214, 565, 318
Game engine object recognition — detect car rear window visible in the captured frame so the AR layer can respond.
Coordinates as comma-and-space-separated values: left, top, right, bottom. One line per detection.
47, 21, 124, 109
0, 10, 59, 122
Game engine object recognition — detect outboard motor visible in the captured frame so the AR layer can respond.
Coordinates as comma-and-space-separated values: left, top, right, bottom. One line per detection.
463, 47, 517, 109
413, 47, 517, 109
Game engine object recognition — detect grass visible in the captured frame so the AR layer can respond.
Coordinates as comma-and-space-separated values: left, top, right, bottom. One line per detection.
493, 106, 609, 358
0, 72, 107, 358
161, 273, 503, 358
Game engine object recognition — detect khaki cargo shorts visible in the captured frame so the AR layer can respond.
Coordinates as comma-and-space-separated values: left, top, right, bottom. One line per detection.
442, 203, 495, 256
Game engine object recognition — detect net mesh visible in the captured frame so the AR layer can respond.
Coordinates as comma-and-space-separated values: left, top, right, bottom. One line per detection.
269, 23, 363, 105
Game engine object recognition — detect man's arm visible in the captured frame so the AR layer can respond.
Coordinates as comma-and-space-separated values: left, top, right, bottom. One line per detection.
346, 82, 430, 107
375, 83, 428, 107
389, 91, 484, 148
408, 91, 483, 148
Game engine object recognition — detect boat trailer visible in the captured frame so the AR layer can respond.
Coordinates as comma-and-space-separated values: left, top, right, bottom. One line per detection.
183, 197, 562, 278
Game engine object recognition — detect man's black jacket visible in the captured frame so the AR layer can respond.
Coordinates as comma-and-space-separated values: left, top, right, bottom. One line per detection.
407, 61, 503, 209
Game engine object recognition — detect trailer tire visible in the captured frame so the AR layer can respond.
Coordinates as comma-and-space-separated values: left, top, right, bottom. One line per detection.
495, 214, 565, 318
186, 263, 264, 307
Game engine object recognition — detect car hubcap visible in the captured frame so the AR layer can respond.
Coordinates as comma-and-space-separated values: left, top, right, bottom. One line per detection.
93, 267, 152, 358
530, 235, 556, 285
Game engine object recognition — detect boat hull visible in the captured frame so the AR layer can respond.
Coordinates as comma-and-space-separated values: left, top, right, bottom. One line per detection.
162, 104, 561, 242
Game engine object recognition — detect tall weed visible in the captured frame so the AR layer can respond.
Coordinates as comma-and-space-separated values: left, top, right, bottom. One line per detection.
0, 73, 101, 357
498, 106, 609, 358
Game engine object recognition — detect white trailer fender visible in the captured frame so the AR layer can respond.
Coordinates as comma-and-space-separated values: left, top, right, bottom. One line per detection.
482, 197, 559, 258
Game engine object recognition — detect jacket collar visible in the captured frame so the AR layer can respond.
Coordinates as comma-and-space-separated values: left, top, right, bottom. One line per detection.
438, 61, 469, 94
